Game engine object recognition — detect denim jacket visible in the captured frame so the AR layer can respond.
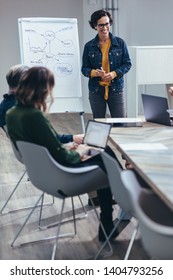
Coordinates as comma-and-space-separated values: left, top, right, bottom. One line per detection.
81, 33, 132, 93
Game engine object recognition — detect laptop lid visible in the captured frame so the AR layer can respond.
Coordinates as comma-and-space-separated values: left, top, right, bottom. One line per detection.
83, 120, 112, 149
141, 93, 171, 126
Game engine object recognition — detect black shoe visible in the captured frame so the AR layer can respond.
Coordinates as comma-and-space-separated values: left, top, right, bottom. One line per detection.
98, 223, 119, 242
88, 197, 117, 207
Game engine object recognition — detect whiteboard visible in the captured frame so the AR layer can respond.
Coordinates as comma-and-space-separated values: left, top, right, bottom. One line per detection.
18, 17, 83, 113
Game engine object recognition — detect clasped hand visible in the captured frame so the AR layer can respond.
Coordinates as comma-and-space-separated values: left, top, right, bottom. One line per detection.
63, 134, 84, 151
95, 68, 115, 81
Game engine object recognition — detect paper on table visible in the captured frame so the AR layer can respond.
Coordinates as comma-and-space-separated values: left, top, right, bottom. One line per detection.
120, 143, 168, 151
106, 117, 143, 123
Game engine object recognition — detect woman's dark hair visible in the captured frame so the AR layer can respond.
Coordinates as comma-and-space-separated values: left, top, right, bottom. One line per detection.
89, 9, 113, 29
15, 66, 55, 112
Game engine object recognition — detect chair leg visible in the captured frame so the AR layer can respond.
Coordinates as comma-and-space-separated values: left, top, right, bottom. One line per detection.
0, 170, 27, 214
34, 194, 55, 229
78, 195, 88, 217
11, 196, 77, 248
51, 198, 66, 260
94, 208, 127, 260
11, 194, 113, 259
94, 209, 138, 260
124, 223, 139, 260
71, 197, 77, 235
38, 195, 87, 230
117, 208, 132, 221
51, 197, 78, 259
87, 194, 113, 259
38, 193, 45, 227
0, 171, 54, 215
11, 194, 43, 247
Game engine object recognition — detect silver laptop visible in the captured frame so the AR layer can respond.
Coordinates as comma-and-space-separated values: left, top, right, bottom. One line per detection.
76, 120, 112, 157
141, 93, 173, 126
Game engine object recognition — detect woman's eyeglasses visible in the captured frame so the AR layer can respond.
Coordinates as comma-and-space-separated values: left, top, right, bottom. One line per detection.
97, 22, 110, 29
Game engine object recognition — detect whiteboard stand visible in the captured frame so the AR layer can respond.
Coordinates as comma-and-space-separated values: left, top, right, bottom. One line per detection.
127, 46, 173, 117
79, 112, 85, 134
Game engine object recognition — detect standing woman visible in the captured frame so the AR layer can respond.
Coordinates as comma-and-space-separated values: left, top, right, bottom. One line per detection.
81, 9, 132, 118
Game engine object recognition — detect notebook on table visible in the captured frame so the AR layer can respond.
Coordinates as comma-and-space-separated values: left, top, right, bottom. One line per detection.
76, 120, 112, 158
141, 93, 173, 126
104, 117, 143, 127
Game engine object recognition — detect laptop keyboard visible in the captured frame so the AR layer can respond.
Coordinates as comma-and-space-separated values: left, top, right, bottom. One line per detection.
88, 148, 102, 156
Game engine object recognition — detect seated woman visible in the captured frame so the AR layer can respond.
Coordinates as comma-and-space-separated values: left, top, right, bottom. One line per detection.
6, 66, 119, 242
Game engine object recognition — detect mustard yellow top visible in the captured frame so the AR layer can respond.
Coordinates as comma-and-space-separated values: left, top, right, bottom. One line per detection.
90, 38, 117, 100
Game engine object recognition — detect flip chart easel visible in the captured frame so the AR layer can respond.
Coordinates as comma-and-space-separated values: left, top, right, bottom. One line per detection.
18, 17, 85, 132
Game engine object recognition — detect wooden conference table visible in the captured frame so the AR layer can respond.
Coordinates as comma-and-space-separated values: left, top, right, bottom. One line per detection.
97, 119, 173, 212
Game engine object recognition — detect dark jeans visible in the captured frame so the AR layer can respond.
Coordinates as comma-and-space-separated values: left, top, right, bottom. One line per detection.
89, 86, 126, 118
77, 146, 121, 224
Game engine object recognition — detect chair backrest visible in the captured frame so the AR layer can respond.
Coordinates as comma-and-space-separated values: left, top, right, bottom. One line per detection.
1, 125, 9, 138
10, 140, 24, 164
16, 141, 109, 198
101, 152, 134, 214
3, 125, 24, 164
121, 169, 173, 259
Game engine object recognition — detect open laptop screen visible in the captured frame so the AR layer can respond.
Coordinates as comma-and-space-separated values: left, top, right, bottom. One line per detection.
84, 120, 112, 149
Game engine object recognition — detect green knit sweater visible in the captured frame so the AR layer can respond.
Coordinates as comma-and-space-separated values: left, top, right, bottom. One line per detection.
6, 103, 81, 166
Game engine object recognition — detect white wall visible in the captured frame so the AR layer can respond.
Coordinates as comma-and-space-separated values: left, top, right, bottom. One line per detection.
119, 0, 173, 46
1, 0, 173, 113
117, 0, 173, 113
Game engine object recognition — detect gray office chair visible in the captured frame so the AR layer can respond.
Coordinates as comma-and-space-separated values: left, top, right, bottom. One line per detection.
121, 169, 173, 259
94, 151, 141, 260
11, 141, 112, 260
7, 139, 87, 228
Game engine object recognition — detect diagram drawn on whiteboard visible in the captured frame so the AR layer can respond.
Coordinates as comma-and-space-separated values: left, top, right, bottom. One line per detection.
27, 29, 73, 77
18, 18, 82, 98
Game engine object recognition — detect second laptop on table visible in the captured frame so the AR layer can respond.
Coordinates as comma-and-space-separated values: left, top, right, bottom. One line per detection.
141, 93, 173, 126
